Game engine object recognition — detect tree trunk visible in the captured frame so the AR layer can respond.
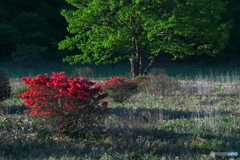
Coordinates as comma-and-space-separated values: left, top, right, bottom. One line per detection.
129, 58, 136, 78
139, 53, 142, 75
129, 52, 155, 78
143, 59, 154, 75
129, 35, 153, 77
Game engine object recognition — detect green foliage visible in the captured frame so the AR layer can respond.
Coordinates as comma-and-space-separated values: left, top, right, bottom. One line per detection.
134, 75, 149, 83
0, 69, 11, 101
12, 85, 29, 99
59, 0, 231, 77
11, 44, 48, 64
71, 67, 94, 78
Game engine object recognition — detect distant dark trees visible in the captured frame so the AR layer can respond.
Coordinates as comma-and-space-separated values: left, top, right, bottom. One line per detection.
0, 0, 70, 64
224, 0, 240, 56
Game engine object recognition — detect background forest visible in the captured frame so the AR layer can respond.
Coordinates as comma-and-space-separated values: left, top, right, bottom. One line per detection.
0, 0, 71, 66
0, 0, 240, 68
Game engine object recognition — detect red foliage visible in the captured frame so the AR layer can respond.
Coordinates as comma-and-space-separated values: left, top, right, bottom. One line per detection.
96, 77, 130, 87
18, 72, 108, 117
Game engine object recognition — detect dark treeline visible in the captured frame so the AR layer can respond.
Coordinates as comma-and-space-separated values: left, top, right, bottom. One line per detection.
0, 0, 239, 67
205, 0, 240, 66
0, 0, 73, 66
224, 0, 240, 61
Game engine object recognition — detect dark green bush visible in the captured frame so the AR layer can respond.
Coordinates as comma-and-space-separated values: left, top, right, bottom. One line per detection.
149, 68, 168, 76
0, 70, 11, 101
134, 75, 150, 83
103, 81, 138, 103
138, 73, 181, 96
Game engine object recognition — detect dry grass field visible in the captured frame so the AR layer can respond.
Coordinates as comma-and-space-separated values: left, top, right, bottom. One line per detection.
0, 70, 240, 160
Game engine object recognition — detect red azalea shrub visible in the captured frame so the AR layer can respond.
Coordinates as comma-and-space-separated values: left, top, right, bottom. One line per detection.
96, 76, 126, 87
96, 77, 138, 103
18, 72, 108, 134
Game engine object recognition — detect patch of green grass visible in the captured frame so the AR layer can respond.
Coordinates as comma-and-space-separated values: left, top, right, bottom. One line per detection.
11, 85, 29, 99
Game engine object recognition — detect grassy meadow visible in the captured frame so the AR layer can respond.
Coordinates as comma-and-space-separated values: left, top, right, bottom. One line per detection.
0, 63, 240, 160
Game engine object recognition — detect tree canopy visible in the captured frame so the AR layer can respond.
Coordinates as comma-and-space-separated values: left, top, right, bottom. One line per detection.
59, 0, 232, 77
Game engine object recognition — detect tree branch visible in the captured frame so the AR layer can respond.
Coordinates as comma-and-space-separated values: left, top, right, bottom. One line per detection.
143, 58, 155, 75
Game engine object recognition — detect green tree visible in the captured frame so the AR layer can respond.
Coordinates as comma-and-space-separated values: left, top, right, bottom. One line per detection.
59, 0, 231, 77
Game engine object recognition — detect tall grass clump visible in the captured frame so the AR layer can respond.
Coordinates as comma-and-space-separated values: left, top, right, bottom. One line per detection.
188, 71, 240, 96
71, 67, 94, 79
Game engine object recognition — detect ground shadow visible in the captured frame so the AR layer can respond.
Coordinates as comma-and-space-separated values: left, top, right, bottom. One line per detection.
106, 125, 240, 158
1, 121, 238, 159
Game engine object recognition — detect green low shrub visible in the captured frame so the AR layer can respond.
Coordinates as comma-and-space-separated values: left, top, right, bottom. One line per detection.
138, 73, 181, 96
98, 77, 138, 103
103, 82, 138, 103
134, 75, 150, 84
